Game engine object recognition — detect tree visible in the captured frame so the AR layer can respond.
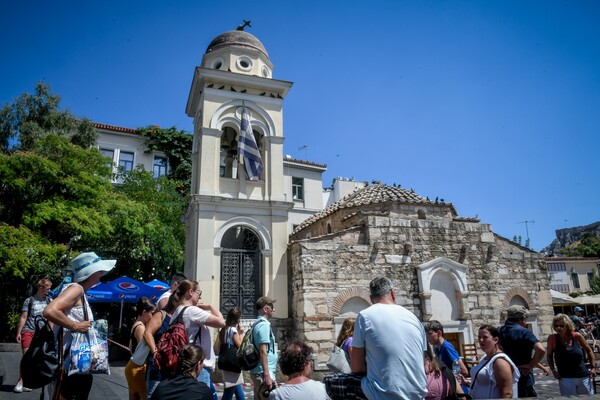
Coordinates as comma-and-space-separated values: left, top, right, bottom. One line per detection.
0, 85, 188, 341
113, 166, 187, 280
558, 232, 600, 258
0, 135, 186, 339
137, 126, 193, 194
0, 82, 97, 153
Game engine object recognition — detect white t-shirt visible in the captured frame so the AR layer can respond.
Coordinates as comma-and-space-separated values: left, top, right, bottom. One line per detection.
353, 303, 428, 400
268, 380, 330, 400
171, 305, 215, 369
157, 290, 171, 307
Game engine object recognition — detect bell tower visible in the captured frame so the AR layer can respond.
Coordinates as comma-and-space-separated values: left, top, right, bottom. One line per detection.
184, 27, 293, 318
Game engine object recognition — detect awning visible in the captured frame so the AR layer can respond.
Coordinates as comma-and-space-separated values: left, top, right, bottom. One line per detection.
550, 289, 578, 305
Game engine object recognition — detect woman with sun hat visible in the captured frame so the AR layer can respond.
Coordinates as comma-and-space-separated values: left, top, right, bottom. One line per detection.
43, 251, 116, 400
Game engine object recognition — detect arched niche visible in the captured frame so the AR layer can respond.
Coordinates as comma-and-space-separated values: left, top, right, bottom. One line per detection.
430, 269, 460, 321
417, 257, 470, 321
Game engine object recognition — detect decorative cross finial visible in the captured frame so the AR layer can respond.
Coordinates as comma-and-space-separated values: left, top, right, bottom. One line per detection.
236, 20, 252, 31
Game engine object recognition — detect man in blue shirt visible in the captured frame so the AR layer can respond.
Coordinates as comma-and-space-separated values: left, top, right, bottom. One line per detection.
425, 320, 469, 388
498, 305, 546, 398
250, 296, 278, 400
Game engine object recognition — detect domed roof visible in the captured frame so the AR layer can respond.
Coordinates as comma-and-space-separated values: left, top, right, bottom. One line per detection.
206, 30, 269, 58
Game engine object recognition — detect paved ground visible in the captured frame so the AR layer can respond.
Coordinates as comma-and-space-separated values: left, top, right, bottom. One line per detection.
1, 346, 597, 399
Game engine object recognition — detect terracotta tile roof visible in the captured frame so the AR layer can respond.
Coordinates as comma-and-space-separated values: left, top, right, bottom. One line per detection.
92, 123, 327, 166
92, 122, 140, 135
291, 184, 457, 235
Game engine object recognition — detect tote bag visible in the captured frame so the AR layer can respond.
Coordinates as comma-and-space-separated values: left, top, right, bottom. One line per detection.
21, 316, 60, 388
218, 327, 242, 373
68, 295, 110, 375
326, 345, 351, 373
131, 339, 151, 366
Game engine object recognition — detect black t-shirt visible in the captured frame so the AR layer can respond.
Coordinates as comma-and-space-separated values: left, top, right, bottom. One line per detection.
151, 374, 213, 400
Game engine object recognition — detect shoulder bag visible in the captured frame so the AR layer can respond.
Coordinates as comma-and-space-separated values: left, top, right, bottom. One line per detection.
68, 292, 110, 375
326, 345, 351, 373
218, 327, 242, 373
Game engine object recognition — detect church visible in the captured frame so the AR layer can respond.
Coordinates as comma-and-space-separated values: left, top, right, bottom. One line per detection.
176, 26, 554, 367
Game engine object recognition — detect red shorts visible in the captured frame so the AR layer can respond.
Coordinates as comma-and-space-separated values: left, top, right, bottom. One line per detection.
21, 331, 34, 350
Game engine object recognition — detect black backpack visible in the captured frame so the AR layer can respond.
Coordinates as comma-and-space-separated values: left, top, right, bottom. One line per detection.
20, 316, 61, 389
237, 319, 269, 370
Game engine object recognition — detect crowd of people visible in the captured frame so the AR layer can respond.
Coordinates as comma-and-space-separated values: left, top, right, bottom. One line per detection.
12, 252, 600, 399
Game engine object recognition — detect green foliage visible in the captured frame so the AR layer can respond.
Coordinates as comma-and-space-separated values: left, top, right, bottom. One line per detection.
558, 232, 600, 257
0, 82, 97, 153
589, 272, 600, 295
137, 125, 192, 195
0, 85, 188, 341
113, 167, 187, 281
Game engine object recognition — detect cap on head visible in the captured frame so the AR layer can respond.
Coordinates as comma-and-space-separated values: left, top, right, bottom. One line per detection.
575, 306, 584, 312
256, 296, 277, 309
507, 305, 528, 319
71, 251, 116, 283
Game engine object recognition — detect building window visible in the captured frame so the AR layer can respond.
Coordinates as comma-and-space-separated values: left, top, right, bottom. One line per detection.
587, 272, 595, 288
292, 177, 304, 200
118, 151, 134, 173
100, 148, 115, 162
153, 156, 168, 178
572, 273, 581, 289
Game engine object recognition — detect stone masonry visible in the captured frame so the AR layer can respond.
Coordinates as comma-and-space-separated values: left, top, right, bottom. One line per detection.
287, 184, 554, 367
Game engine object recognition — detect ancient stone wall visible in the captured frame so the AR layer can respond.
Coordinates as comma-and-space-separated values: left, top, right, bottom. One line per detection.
287, 212, 554, 367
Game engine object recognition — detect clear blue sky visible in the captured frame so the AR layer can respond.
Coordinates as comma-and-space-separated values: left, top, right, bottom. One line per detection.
2, 0, 599, 251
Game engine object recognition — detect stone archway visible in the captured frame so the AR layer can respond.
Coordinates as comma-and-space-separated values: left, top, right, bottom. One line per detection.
501, 287, 540, 337
219, 225, 263, 318
329, 287, 371, 342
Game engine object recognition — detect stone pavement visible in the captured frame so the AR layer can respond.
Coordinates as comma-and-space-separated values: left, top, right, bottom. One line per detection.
1, 344, 597, 399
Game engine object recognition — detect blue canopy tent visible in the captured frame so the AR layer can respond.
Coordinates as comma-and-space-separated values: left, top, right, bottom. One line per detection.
145, 279, 169, 291
87, 276, 168, 326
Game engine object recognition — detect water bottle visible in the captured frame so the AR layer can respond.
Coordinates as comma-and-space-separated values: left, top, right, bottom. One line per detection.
452, 359, 461, 382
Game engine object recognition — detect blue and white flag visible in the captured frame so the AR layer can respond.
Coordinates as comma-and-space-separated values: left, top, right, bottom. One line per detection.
237, 104, 263, 180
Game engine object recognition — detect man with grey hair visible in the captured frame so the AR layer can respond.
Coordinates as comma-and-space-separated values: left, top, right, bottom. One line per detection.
351, 276, 427, 399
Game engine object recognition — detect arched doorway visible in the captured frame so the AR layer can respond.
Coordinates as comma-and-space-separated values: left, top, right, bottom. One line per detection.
220, 226, 263, 318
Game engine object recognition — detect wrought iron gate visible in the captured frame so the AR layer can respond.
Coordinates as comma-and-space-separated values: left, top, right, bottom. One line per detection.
220, 249, 261, 318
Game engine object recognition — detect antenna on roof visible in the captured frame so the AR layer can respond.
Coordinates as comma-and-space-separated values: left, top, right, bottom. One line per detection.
516, 220, 535, 248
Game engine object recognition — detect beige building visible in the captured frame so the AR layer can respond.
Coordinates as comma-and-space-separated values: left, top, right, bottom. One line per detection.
546, 257, 600, 293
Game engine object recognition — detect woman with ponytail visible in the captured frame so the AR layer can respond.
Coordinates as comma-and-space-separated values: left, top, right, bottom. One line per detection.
124, 297, 156, 400
151, 344, 213, 400
169, 280, 225, 397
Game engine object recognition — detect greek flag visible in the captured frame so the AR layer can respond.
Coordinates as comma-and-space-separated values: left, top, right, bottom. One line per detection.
237, 104, 263, 180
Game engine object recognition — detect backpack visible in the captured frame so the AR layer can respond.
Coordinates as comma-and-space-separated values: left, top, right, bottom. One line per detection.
237, 319, 266, 370
20, 316, 60, 389
154, 306, 198, 378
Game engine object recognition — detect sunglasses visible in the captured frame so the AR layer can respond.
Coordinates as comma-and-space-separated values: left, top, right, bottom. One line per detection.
554, 324, 565, 328
195, 289, 203, 296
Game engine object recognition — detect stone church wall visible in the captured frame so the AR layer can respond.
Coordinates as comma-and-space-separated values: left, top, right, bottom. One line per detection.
288, 212, 554, 367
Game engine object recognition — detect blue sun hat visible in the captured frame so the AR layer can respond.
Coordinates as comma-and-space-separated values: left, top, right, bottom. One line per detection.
71, 252, 116, 282
574, 306, 584, 312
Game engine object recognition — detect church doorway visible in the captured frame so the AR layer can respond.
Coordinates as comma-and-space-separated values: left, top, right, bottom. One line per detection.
220, 226, 263, 318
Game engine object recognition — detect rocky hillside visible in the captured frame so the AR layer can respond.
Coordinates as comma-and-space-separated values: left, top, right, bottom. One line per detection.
541, 221, 600, 255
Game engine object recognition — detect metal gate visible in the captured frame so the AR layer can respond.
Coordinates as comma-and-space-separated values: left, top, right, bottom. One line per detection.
220, 249, 261, 318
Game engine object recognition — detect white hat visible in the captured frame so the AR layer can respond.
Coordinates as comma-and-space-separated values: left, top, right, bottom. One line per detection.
71, 252, 116, 282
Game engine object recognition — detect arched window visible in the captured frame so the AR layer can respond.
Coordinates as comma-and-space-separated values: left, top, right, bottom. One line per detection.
220, 126, 264, 180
